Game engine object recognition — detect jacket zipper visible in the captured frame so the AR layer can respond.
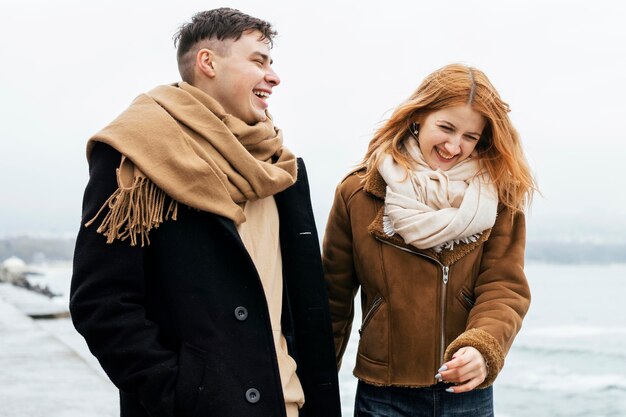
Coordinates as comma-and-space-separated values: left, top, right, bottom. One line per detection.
359, 296, 384, 335
374, 236, 450, 366
440, 266, 449, 366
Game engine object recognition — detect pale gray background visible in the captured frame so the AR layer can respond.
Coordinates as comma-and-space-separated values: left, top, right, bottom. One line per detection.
1, 0, 624, 241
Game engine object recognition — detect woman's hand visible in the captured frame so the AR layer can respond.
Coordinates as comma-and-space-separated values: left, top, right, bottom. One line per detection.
435, 346, 487, 393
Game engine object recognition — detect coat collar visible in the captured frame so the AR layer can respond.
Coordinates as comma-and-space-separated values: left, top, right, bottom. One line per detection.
363, 168, 492, 266
363, 167, 386, 199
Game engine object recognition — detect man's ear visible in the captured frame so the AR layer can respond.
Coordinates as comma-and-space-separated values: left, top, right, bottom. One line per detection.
196, 48, 216, 78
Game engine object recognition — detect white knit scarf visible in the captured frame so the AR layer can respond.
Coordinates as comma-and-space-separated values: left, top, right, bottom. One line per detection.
377, 138, 498, 252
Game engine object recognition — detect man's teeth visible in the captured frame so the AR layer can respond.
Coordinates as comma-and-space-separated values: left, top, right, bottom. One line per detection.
254, 91, 269, 98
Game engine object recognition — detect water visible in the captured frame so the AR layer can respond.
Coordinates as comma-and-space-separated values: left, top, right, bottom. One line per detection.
494, 263, 626, 417
28, 262, 626, 416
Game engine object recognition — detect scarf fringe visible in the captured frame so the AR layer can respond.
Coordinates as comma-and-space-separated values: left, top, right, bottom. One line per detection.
84, 176, 178, 247
382, 213, 396, 237
432, 233, 482, 253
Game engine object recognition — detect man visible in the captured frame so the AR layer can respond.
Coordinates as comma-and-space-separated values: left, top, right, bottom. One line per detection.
70, 8, 341, 417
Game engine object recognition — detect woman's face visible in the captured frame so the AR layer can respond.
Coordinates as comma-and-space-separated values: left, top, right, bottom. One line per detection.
416, 105, 486, 171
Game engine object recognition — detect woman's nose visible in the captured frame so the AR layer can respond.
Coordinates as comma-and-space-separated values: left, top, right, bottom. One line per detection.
444, 138, 461, 155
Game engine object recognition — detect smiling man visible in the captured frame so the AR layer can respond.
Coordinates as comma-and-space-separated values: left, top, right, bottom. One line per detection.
70, 8, 341, 417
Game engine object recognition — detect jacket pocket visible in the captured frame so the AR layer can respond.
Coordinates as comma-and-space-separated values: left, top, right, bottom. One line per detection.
175, 343, 208, 417
357, 296, 388, 364
359, 296, 384, 335
457, 289, 476, 311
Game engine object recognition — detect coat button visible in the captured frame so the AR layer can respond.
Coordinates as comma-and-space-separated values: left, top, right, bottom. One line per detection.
234, 306, 248, 321
245, 388, 260, 403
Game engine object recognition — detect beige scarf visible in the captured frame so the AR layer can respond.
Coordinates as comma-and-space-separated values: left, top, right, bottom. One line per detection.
378, 137, 497, 252
85, 82, 297, 246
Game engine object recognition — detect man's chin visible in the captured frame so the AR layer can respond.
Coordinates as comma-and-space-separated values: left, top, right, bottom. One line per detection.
252, 113, 268, 124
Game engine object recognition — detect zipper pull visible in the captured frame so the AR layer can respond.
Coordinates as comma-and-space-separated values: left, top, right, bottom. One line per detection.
442, 266, 449, 284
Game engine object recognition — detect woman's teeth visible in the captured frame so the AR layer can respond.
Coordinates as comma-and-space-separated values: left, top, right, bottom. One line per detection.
436, 147, 455, 160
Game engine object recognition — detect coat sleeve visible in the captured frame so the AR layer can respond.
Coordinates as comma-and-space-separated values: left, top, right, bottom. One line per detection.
70, 143, 179, 417
444, 207, 530, 388
322, 181, 360, 370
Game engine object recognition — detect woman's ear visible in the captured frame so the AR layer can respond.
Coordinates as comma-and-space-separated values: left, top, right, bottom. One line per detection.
476, 124, 493, 154
409, 121, 420, 140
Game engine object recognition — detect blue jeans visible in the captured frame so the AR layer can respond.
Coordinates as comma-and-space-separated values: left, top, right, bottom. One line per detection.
354, 380, 494, 417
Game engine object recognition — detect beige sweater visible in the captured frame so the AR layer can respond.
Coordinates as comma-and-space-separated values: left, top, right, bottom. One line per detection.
237, 197, 304, 417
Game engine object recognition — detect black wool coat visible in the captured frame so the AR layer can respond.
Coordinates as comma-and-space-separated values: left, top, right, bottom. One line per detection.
70, 143, 341, 417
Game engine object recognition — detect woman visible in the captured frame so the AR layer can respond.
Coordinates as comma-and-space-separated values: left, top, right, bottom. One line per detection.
323, 64, 535, 416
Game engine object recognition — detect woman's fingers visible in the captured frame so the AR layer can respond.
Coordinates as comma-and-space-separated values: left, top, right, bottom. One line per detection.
445, 376, 482, 393
436, 346, 487, 392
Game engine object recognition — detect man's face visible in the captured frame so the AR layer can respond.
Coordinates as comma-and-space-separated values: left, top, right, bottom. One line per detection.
210, 30, 280, 125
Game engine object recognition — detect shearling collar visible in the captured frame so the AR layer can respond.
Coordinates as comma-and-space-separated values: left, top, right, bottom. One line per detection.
363, 167, 387, 200
363, 168, 492, 266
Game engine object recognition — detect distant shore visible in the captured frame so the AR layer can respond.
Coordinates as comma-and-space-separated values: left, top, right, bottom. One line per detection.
3, 235, 626, 265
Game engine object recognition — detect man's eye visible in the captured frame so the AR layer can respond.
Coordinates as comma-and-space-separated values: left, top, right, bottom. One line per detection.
439, 125, 452, 131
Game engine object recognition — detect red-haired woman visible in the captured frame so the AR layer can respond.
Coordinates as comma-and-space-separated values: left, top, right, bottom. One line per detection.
323, 64, 536, 417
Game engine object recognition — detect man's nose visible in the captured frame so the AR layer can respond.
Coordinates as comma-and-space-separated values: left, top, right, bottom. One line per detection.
266, 68, 280, 86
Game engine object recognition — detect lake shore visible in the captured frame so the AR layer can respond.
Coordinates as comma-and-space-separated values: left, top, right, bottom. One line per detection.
0, 288, 118, 417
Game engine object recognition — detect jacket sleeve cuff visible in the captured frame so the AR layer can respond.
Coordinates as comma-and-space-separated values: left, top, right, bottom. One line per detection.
443, 328, 504, 388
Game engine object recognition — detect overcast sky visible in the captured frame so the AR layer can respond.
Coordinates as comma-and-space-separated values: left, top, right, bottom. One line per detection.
1, 0, 625, 242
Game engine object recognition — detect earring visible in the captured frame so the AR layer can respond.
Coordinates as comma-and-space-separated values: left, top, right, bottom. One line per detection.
409, 122, 420, 140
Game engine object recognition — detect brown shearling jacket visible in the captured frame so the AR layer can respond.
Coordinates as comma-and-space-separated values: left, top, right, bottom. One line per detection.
322, 168, 530, 388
